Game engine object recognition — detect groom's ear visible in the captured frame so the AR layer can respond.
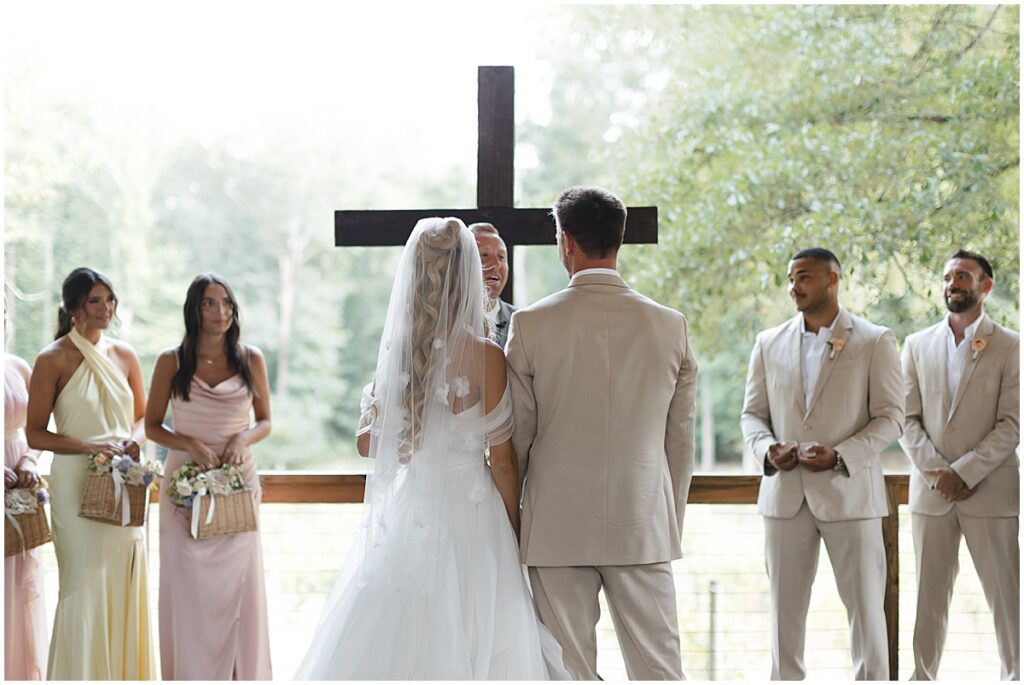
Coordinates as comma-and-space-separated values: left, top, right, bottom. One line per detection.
561, 229, 576, 256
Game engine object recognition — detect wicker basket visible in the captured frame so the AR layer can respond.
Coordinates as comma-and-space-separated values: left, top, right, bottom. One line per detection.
78, 473, 149, 526
5, 506, 52, 556
193, 490, 257, 540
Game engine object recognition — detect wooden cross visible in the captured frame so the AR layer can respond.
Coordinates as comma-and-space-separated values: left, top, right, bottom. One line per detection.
335, 66, 658, 304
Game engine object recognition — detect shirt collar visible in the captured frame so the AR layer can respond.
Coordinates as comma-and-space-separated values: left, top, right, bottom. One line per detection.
573, 267, 620, 278
946, 311, 983, 344
800, 310, 840, 337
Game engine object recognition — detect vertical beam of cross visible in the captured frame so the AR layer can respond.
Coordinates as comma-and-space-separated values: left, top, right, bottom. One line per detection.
476, 66, 516, 301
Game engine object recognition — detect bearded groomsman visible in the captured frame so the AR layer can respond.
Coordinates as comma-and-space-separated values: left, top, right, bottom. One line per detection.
741, 247, 904, 680
899, 249, 1019, 680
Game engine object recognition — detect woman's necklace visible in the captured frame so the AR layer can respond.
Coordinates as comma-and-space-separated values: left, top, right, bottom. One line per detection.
198, 355, 225, 366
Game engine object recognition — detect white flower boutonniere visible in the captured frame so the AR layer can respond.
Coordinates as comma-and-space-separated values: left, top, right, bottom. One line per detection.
827, 337, 845, 360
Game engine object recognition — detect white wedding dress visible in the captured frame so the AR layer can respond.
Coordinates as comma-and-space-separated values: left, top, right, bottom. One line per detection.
295, 217, 568, 680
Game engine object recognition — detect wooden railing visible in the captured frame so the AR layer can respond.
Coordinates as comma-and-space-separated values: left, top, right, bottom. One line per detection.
147, 472, 911, 679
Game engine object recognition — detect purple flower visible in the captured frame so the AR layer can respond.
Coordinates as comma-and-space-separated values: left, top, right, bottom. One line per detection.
183, 499, 193, 508
36, 490, 48, 503
143, 474, 154, 486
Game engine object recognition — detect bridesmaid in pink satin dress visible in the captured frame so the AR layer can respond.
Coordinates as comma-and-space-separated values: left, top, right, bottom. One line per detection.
145, 274, 273, 680
4, 351, 47, 680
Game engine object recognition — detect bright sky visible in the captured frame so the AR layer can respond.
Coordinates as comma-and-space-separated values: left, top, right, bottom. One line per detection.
4, 1, 555, 166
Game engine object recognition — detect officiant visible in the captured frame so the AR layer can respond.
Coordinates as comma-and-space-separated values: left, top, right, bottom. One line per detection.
470, 222, 517, 349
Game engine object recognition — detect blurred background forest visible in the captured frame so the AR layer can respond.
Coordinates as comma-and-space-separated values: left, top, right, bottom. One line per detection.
4, 3, 1019, 472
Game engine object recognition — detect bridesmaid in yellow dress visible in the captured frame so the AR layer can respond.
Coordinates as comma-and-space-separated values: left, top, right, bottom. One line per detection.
25, 267, 157, 680
4, 349, 47, 679
146, 273, 273, 680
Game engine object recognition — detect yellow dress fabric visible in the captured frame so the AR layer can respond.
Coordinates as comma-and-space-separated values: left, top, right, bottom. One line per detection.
47, 328, 157, 679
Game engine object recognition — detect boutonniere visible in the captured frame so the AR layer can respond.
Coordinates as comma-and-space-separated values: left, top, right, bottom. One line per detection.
971, 337, 987, 361
827, 337, 845, 360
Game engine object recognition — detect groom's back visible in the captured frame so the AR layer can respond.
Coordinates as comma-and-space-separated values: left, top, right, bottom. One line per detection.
506, 272, 697, 567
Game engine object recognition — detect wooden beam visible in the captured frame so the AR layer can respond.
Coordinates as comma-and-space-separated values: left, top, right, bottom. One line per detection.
883, 478, 903, 680
146, 473, 906, 506
335, 207, 659, 247
477, 66, 515, 208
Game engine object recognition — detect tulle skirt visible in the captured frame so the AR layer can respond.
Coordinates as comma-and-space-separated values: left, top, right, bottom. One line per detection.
294, 459, 568, 680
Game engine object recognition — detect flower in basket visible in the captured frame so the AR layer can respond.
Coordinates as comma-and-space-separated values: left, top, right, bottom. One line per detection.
6, 478, 50, 515
89, 454, 112, 473
89, 454, 162, 489
168, 461, 247, 508
6, 488, 37, 515
203, 469, 233, 496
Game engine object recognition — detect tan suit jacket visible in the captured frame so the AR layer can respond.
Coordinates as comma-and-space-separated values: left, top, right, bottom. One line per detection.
506, 272, 698, 567
741, 307, 904, 521
899, 313, 1020, 517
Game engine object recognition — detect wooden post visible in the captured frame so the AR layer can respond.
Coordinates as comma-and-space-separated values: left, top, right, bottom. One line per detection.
882, 477, 904, 680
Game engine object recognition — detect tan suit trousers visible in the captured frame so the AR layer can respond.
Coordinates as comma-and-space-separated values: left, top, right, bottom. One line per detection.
528, 563, 684, 680
911, 510, 1020, 680
765, 501, 889, 680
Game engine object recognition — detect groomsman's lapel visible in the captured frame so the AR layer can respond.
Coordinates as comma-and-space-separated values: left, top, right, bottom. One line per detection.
805, 307, 852, 420
784, 316, 807, 419
947, 313, 993, 424
927, 323, 953, 422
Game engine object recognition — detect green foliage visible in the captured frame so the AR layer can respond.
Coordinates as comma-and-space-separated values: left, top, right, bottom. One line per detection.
522, 5, 1018, 463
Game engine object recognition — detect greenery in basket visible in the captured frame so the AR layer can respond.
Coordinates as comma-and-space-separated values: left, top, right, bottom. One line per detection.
168, 461, 247, 508
4, 479, 49, 515
88, 454, 162, 488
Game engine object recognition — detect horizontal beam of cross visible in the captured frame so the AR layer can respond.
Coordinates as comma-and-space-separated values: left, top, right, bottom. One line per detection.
335, 207, 659, 247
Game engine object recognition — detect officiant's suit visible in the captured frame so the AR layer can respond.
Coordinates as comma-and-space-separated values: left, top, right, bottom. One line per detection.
900, 312, 1020, 680
741, 307, 904, 680
506, 269, 697, 680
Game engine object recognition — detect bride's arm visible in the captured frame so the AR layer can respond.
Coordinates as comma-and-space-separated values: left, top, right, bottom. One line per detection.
483, 342, 520, 536
489, 439, 520, 537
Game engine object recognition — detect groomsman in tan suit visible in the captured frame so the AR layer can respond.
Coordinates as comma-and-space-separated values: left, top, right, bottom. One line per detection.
741, 248, 904, 680
899, 249, 1019, 680
506, 186, 698, 680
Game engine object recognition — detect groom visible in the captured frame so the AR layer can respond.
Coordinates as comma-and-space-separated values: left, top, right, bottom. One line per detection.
506, 186, 698, 680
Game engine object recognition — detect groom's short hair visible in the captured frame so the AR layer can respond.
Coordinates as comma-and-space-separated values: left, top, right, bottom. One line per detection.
553, 186, 626, 258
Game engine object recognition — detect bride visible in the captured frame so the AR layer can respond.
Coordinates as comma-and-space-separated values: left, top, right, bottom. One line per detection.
295, 217, 568, 680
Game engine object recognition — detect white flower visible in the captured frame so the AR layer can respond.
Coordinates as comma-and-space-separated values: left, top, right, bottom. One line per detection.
434, 382, 450, 403
432, 338, 444, 350
125, 469, 146, 487
205, 469, 232, 496
399, 372, 411, 387
453, 376, 470, 398
5, 489, 38, 514
175, 479, 193, 497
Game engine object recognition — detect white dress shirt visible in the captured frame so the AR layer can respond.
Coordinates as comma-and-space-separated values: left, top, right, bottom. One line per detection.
800, 312, 840, 409
484, 299, 500, 325
945, 313, 983, 400
573, 267, 620, 278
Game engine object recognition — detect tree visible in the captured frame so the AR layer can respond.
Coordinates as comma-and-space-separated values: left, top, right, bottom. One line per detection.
521, 5, 1018, 463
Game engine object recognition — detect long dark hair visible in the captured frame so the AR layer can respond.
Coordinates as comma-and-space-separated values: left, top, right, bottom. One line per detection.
171, 273, 254, 401
55, 267, 118, 340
